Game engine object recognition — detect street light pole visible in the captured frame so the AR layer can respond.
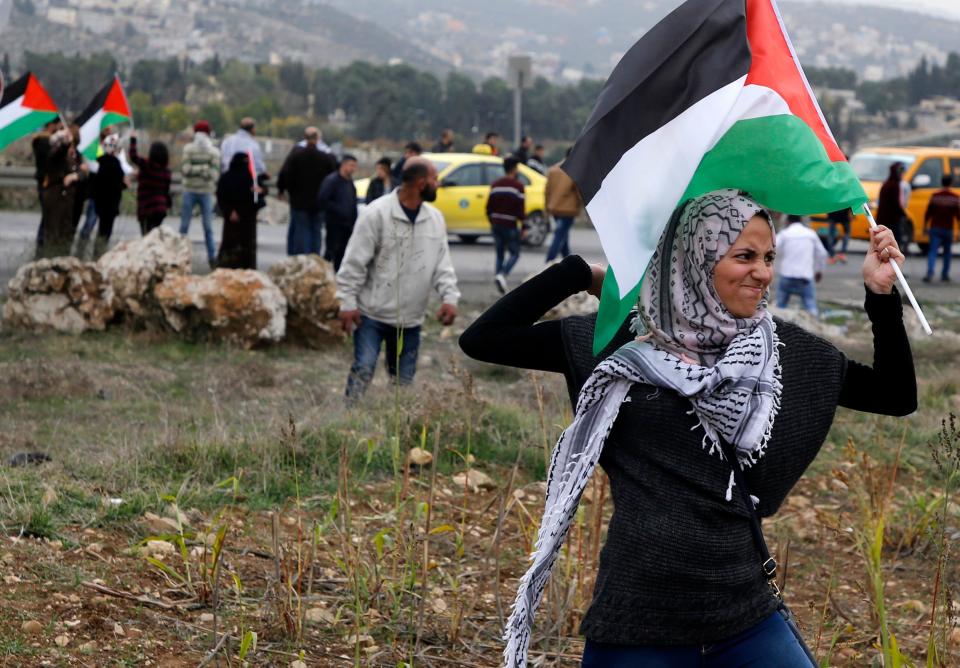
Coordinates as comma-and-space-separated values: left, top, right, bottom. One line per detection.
513, 71, 523, 149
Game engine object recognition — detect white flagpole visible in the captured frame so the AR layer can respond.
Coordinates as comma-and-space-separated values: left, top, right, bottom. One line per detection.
862, 203, 932, 335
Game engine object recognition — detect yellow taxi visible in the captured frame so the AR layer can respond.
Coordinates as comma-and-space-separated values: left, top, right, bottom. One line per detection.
811, 146, 960, 253
355, 152, 551, 246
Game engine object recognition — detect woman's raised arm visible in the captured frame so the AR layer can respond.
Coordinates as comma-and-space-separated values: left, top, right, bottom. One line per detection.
459, 254, 594, 373
838, 287, 917, 416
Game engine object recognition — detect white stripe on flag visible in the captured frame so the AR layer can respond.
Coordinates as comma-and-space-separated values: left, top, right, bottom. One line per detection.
79, 109, 105, 156
587, 76, 746, 297
0, 95, 31, 128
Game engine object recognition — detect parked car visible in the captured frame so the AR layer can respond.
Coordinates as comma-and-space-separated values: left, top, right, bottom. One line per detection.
810, 146, 960, 253
355, 152, 551, 246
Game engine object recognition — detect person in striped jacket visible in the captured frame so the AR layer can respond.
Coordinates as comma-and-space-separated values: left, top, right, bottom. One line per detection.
128, 133, 172, 236
486, 157, 526, 294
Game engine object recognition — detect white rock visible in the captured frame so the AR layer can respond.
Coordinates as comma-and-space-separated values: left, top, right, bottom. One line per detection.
97, 226, 192, 321
3, 258, 114, 333
154, 270, 287, 348
451, 470, 497, 492
266, 254, 344, 347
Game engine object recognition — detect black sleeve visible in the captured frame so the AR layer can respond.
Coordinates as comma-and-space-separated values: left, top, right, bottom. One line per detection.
838, 287, 917, 416
459, 254, 593, 373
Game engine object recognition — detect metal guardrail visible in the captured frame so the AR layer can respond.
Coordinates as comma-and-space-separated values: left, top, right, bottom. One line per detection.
0, 166, 186, 191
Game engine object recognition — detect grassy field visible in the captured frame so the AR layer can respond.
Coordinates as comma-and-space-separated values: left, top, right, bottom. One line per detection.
0, 303, 958, 667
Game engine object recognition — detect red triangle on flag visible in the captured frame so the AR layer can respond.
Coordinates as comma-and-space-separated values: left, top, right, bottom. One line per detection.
103, 77, 131, 118
745, 0, 846, 163
23, 74, 58, 113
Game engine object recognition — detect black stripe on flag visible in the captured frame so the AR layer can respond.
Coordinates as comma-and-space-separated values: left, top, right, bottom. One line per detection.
563, 0, 751, 205
74, 79, 113, 127
0, 73, 29, 107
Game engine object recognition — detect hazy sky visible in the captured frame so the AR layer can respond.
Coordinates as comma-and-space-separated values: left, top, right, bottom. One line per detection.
793, 0, 960, 21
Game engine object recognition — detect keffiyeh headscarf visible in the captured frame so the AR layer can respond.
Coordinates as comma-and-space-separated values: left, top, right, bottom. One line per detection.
504, 189, 784, 668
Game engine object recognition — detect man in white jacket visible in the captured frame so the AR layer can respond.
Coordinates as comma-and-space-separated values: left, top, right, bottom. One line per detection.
336, 157, 460, 400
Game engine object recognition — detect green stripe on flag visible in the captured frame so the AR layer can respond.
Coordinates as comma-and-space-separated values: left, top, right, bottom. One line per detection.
593, 114, 867, 355
680, 115, 867, 214
80, 111, 131, 159
0, 110, 58, 151
595, 266, 643, 355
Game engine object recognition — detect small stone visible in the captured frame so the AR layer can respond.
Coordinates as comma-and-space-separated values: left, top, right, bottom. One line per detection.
949, 628, 960, 646
113, 622, 125, 636
346, 634, 375, 646
452, 470, 496, 492
291, 661, 308, 668
41, 486, 58, 508
21, 620, 43, 635
305, 607, 335, 624
54, 634, 70, 647
141, 540, 175, 558
80, 640, 97, 652
143, 512, 180, 534
407, 447, 433, 467
4, 575, 21, 584
199, 613, 215, 623
431, 598, 448, 614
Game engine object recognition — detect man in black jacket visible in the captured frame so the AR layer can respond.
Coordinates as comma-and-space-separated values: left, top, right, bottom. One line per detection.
318, 154, 359, 270
277, 127, 337, 256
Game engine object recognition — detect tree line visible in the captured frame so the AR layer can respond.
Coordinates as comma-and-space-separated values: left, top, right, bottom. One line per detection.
3, 51, 603, 146
806, 53, 960, 115
4, 50, 959, 147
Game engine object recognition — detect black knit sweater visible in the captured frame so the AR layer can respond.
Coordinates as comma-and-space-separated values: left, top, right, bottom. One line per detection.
459, 254, 916, 646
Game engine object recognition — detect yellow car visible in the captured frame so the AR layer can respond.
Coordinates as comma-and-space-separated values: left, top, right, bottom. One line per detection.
355, 152, 551, 246
811, 146, 960, 253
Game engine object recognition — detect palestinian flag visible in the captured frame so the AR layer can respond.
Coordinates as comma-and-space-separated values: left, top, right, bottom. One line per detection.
562, 0, 868, 354
0, 73, 59, 151
76, 76, 131, 160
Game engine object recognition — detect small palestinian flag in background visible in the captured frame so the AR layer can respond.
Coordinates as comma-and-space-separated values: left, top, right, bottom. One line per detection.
561, 0, 868, 354
76, 76, 132, 160
0, 72, 59, 151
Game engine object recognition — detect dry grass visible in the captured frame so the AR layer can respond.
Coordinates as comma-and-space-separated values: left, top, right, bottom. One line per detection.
0, 304, 958, 666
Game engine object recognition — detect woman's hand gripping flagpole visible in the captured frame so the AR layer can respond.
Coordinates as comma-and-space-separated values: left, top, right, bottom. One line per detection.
863, 203, 932, 335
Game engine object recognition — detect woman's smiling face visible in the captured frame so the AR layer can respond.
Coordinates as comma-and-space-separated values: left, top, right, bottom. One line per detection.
712, 215, 776, 318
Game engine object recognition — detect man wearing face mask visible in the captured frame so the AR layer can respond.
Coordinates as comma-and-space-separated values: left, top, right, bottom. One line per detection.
336, 157, 461, 402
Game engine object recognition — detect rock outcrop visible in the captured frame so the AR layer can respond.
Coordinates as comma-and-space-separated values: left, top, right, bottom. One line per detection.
154, 270, 287, 348
97, 226, 192, 322
266, 254, 344, 347
3, 257, 114, 333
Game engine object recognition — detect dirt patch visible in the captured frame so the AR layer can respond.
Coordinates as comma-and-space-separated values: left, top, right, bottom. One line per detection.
0, 360, 96, 402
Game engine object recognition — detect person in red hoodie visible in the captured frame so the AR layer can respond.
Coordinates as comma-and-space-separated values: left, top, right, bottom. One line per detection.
486, 157, 526, 294
923, 174, 960, 283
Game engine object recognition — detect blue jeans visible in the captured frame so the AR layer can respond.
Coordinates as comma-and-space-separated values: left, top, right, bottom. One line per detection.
776, 276, 818, 316
180, 191, 216, 264
79, 199, 98, 239
926, 227, 953, 279
582, 610, 816, 668
345, 316, 421, 400
546, 215, 574, 262
288, 208, 324, 256
827, 220, 849, 256
492, 225, 521, 276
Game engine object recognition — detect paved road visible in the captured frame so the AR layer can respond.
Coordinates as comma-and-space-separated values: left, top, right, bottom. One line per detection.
1, 210, 957, 309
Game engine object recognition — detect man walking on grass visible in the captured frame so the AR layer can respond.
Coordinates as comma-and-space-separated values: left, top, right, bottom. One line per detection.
487, 157, 526, 294
336, 157, 460, 402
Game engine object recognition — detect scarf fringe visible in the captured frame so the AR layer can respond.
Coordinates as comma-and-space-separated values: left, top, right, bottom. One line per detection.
502, 319, 783, 667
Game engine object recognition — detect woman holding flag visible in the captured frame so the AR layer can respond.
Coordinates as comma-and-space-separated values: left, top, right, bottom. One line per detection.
461, 0, 925, 663
460, 190, 916, 666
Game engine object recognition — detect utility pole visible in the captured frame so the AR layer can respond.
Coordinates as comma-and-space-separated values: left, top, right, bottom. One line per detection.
507, 55, 533, 149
